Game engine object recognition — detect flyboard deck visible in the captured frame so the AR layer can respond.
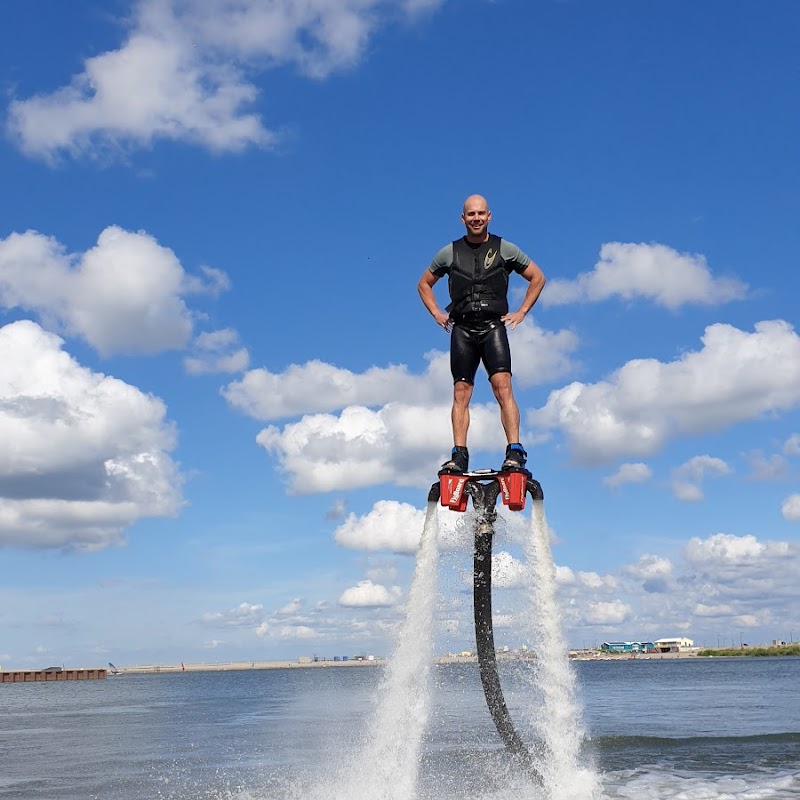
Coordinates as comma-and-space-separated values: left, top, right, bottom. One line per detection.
436, 467, 531, 512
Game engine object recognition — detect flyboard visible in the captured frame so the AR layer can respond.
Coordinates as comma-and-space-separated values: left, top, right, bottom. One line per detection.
428, 465, 543, 776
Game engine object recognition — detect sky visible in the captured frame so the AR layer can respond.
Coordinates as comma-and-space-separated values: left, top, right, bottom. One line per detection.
1, 0, 799, 668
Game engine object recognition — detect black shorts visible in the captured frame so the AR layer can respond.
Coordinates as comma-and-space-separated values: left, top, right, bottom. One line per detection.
450, 318, 512, 385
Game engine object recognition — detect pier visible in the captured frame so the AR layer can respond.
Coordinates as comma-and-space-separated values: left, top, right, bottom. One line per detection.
1, 668, 107, 683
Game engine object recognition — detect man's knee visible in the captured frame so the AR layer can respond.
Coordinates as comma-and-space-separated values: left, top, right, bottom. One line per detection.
453, 379, 473, 406
489, 371, 514, 403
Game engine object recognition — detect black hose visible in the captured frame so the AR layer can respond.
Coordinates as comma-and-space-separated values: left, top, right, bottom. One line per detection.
473, 520, 537, 772
429, 476, 545, 778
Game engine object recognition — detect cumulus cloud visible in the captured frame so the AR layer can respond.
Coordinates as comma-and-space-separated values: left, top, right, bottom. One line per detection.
441, 529, 800, 649
577, 571, 619, 591
0, 226, 225, 356
0, 320, 182, 551
693, 603, 734, 617
325, 498, 347, 521
365, 563, 400, 585
783, 434, 800, 457
684, 533, 791, 569
781, 494, 800, 521
229, 320, 578, 496
489, 551, 526, 589
603, 462, 652, 488
277, 598, 303, 615
671, 455, 731, 502
7, 0, 444, 161
183, 328, 249, 375
256, 622, 319, 639
583, 600, 631, 626
622, 555, 674, 593
743, 450, 788, 481
257, 401, 514, 492
338, 580, 402, 608
334, 500, 425, 554
544, 242, 747, 310
201, 602, 264, 627
224, 319, 580, 421
532, 320, 800, 465
226, 360, 437, 421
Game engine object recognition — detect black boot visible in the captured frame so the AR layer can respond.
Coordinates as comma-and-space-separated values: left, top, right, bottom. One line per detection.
501, 443, 527, 471
441, 446, 469, 474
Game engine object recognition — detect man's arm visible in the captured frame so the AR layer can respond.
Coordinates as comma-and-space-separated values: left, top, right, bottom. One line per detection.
417, 270, 452, 332
502, 261, 546, 330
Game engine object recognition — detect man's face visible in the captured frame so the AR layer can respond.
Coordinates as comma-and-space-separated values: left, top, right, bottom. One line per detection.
462, 199, 491, 240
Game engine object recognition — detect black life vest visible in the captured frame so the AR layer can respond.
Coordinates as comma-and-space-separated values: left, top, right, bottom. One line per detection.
446, 234, 510, 318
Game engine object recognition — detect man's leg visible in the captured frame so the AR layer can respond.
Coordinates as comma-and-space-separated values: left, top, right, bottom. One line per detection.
489, 372, 520, 443
452, 379, 474, 446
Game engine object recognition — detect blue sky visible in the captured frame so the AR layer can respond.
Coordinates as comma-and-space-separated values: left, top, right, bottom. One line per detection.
1, 0, 799, 667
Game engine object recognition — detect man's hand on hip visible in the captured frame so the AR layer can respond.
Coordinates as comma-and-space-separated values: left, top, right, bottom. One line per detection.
502, 310, 527, 330
434, 311, 453, 332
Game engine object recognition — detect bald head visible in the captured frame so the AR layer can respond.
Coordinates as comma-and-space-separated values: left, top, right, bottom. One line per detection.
462, 194, 490, 215
461, 194, 492, 242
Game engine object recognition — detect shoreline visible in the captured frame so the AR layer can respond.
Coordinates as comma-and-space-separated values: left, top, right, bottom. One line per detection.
113, 649, 721, 674
11, 647, 794, 677
117, 658, 386, 674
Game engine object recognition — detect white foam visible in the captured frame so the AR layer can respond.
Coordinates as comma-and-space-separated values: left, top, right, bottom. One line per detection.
327, 501, 441, 800
521, 499, 602, 800
604, 768, 800, 799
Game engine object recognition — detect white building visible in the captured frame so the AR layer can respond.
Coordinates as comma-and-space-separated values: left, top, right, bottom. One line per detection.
654, 637, 694, 653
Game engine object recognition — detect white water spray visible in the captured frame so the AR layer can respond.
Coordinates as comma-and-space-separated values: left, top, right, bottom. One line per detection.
332, 501, 441, 800
523, 499, 601, 800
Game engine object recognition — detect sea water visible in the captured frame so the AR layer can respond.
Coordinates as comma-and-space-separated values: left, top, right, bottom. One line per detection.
1, 656, 799, 798
2, 493, 799, 799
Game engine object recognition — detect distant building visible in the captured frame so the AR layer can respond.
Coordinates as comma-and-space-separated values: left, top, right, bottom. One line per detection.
654, 637, 694, 652
601, 641, 655, 654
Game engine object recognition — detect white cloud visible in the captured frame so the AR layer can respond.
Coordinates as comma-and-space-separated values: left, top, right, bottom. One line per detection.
257, 401, 513, 492
684, 533, 790, 568
365, 563, 400, 584
693, 603, 734, 617
276, 625, 318, 639
783, 434, 800, 457
182, 265, 231, 297
576, 571, 619, 591
7, 0, 443, 161
338, 580, 402, 608
201, 602, 264, 627
622, 555, 673, 593
325, 498, 347, 521
334, 500, 425, 554
544, 242, 747, 310
671, 455, 731, 502
532, 320, 800, 465
277, 598, 303, 615
226, 359, 435, 421
781, 494, 800, 521
0, 227, 225, 356
184, 328, 249, 375
583, 600, 631, 626
744, 451, 788, 481
256, 622, 319, 639
224, 319, 579, 421
524, 532, 799, 647
490, 551, 526, 589
603, 462, 652, 488
0, 320, 182, 551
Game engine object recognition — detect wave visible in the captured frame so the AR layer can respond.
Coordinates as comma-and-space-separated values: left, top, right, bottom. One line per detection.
594, 731, 800, 749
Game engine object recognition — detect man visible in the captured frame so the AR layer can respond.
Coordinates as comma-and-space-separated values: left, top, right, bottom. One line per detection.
417, 195, 546, 474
